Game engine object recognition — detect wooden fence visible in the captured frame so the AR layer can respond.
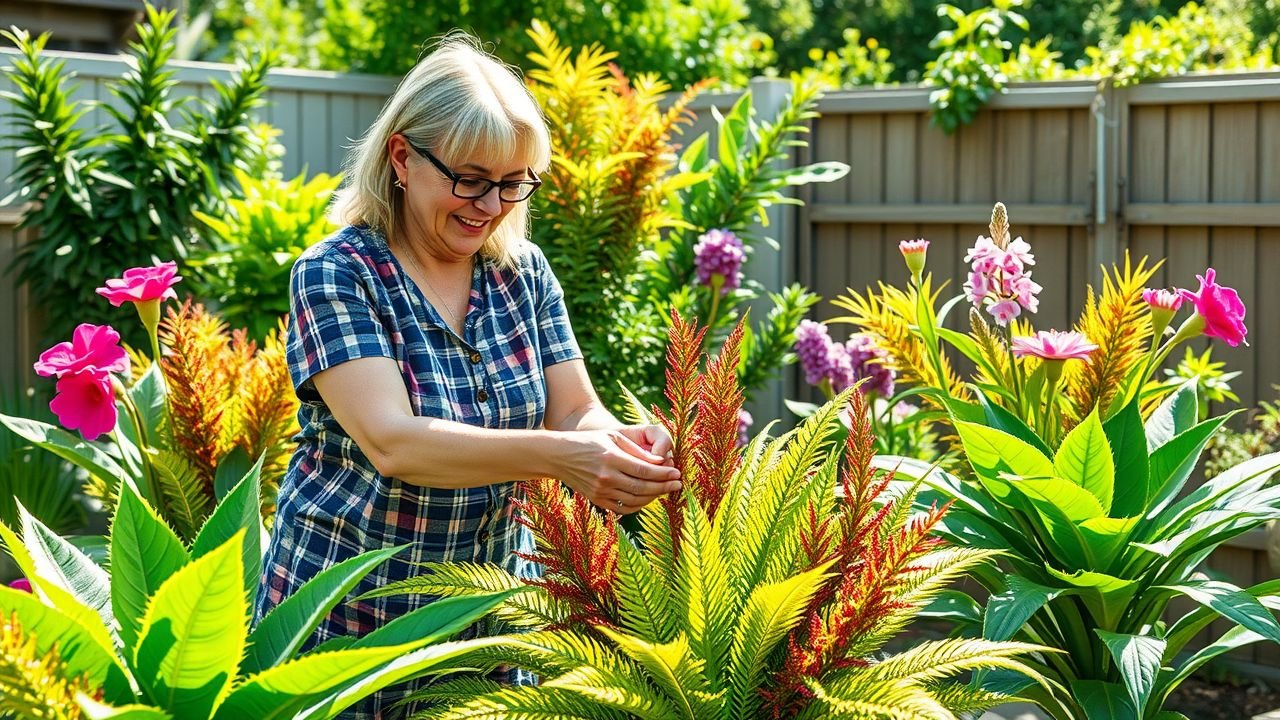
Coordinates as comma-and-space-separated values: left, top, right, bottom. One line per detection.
799, 72, 1280, 670
2, 49, 1279, 667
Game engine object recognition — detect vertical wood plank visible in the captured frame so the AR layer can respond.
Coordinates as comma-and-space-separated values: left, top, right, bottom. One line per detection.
0, 225, 18, 388
1167, 105, 1211, 202
328, 93, 359, 171
355, 96, 384, 142
956, 111, 995, 205
269, 90, 302, 178
1257, 229, 1280, 405
1211, 103, 1258, 203
1068, 226, 1090, 318
298, 92, 332, 174
814, 225, 849, 324
847, 115, 883, 204
1033, 109, 1070, 205
1130, 227, 1167, 289
1069, 108, 1092, 205
994, 109, 1033, 204
1262, 103, 1280, 203
883, 113, 917, 204
1034, 226, 1071, 332
1129, 106, 1167, 203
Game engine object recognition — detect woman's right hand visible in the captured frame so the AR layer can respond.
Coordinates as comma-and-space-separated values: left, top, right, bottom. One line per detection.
554, 428, 682, 514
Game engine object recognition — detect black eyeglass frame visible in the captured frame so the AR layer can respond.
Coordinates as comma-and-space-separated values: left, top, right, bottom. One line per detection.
403, 137, 542, 203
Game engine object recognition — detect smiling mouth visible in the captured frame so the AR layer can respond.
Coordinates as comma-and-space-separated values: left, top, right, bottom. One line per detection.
456, 216, 486, 228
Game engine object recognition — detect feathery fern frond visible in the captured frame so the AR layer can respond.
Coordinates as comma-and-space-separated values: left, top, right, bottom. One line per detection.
151, 448, 210, 542
367, 562, 570, 629
615, 531, 676, 643
673, 494, 733, 688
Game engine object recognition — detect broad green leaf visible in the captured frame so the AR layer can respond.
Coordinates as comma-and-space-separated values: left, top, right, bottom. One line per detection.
1145, 414, 1235, 516
214, 644, 431, 720
212, 446, 252, 501
972, 389, 1053, 457
127, 363, 168, 449
1145, 452, 1280, 546
349, 590, 521, 649
0, 413, 130, 495
1077, 516, 1141, 571
1054, 410, 1114, 513
1103, 398, 1151, 518
954, 421, 1054, 484
1161, 580, 1280, 645
984, 576, 1061, 642
679, 133, 709, 173
0, 585, 133, 702
1073, 680, 1137, 720
918, 589, 983, 627
1145, 380, 1197, 453
134, 532, 248, 719
1045, 568, 1138, 630
19, 501, 113, 635
243, 546, 402, 675
1096, 630, 1164, 714
192, 452, 264, 601
112, 481, 189, 654
1160, 625, 1263, 696
80, 697, 174, 719
1011, 477, 1105, 523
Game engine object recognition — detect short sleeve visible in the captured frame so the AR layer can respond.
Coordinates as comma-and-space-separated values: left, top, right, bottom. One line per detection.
528, 245, 582, 367
287, 248, 394, 393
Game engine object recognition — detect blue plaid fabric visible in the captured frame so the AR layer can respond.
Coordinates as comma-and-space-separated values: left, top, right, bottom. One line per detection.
255, 225, 581, 718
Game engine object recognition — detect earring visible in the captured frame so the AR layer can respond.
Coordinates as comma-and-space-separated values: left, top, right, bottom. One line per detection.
394, 178, 405, 190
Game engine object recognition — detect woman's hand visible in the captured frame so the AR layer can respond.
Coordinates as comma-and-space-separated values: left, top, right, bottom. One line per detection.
555, 428, 682, 514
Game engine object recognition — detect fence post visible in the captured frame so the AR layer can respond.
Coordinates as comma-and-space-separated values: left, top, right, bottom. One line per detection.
1091, 77, 1124, 285
743, 77, 796, 427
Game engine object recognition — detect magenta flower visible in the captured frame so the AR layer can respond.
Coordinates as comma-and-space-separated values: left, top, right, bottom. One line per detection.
48, 371, 117, 441
8, 578, 32, 593
95, 261, 182, 307
736, 408, 753, 448
846, 334, 895, 397
33, 324, 130, 379
1011, 330, 1099, 361
1177, 268, 1248, 347
693, 229, 745, 295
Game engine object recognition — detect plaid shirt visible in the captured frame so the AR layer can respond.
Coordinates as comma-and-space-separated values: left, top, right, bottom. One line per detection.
255, 225, 580, 718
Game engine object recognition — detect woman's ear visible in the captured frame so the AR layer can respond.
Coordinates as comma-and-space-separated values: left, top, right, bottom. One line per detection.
387, 133, 411, 184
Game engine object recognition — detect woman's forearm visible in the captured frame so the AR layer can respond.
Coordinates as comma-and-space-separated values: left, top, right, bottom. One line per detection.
372, 415, 564, 488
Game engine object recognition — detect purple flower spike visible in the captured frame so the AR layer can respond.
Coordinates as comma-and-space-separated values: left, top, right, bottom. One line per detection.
694, 229, 745, 296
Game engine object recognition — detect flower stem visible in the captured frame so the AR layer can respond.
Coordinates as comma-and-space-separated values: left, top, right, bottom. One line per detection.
115, 381, 161, 508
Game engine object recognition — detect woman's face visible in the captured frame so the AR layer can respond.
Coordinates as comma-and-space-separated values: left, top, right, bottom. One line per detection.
392, 135, 531, 263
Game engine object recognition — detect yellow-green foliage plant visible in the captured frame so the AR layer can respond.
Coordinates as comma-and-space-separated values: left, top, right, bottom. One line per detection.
0, 466, 517, 718
526, 21, 846, 414
370, 312, 1050, 719
845, 203, 1280, 719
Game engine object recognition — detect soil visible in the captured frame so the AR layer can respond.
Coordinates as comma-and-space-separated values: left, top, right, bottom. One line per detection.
1165, 676, 1280, 719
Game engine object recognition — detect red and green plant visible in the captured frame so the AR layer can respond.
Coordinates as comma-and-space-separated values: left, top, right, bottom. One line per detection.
369, 311, 1046, 719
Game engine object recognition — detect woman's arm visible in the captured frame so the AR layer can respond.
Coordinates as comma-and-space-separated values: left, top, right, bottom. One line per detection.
311, 356, 680, 512
543, 359, 674, 461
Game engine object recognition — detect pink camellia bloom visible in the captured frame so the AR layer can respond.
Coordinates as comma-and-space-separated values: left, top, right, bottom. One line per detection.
1011, 330, 1099, 361
988, 299, 1022, 326
33, 323, 130, 379
8, 578, 32, 593
1177, 268, 1248, 347
48, 370, 117, 441
95, 261, 182, 307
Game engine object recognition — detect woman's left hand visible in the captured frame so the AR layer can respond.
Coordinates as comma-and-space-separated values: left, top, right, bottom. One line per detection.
615, 424, 675, 467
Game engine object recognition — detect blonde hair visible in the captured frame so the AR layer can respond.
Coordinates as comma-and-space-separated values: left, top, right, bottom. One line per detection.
330, 34, 551, 269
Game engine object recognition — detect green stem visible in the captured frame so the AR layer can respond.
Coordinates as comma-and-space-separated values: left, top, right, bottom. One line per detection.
116, 382, 161, 510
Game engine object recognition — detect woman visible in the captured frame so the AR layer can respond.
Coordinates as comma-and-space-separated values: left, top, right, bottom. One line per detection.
255, 35, 682, 718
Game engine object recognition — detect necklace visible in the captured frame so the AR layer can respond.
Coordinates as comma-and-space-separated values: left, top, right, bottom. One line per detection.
401, 247, 466, 331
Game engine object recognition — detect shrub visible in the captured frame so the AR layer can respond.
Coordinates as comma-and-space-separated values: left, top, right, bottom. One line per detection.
0, 6, 273, 349
839, 203, 1280, 719
0, 387, 82, 537
187, 168, 342, 342
924, 0, 1030, 134
370, 312, 1047, 718
525, 23, 845, 414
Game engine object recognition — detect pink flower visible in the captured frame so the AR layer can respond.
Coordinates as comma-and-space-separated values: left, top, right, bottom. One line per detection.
1012, 274, 1042, 313
964, 235, 1001, 275
33, 324, 129, 379
48, 371, 117, 441
899, 238, 929, 284
1003, 237, 1035, 268
1143, 288, 1182, 312
95, 261, 182, 307
965, 270, 992, 304
8, 578, 31, 593
1011, 330, 1099, 361
1177, 269, 1248, 347
988, 299, 1022, 326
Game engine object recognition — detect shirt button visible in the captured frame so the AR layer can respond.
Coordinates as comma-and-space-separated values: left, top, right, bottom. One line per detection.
477, 530, 490, 543
469, 352, 481, 364
477, 389, 489, 402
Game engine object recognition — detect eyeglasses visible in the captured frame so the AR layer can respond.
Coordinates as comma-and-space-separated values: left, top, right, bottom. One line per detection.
404, 137, 542, 203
